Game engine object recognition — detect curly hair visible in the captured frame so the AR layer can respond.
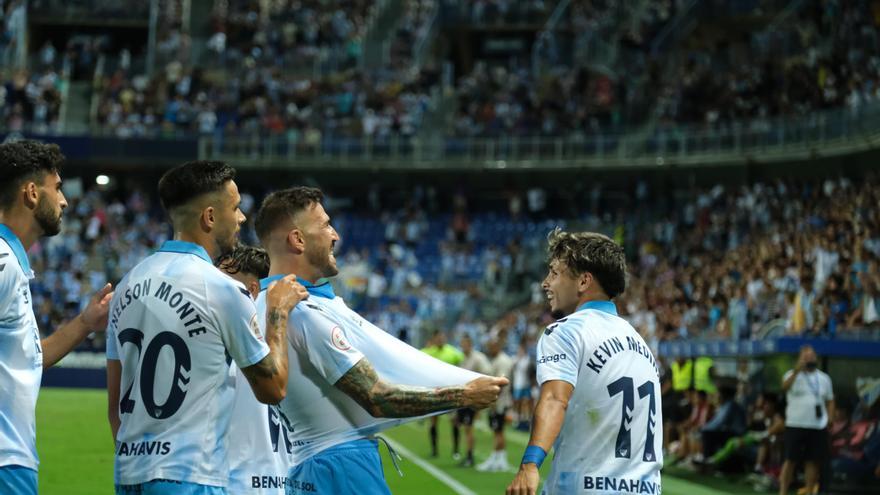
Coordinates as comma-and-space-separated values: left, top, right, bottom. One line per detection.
254, 186, 324, 243
216, 245, 270, 279
0, 140, 65, 209
546, 227, 627, 298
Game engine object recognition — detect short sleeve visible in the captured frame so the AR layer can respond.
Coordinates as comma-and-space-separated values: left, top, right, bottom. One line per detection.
105, 274, 130, 360
292, 304, 364, 385
535, 323, 581, 387
212, 279, 270, 368
0, 254, 18, 332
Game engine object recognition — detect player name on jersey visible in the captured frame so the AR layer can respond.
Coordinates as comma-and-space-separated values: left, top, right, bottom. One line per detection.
584, 335, 659, 377
116, 440, 171, 457
109, 279, 208, 338
252, 476, 289, 489
583, 475, 661, 494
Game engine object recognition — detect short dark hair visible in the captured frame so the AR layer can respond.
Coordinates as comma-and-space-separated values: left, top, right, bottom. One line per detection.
0, 140, 64, 209
216, 245, 270, 279
547, 228, 627, 298
158, 160, 236, 214
254, 186, 324, 242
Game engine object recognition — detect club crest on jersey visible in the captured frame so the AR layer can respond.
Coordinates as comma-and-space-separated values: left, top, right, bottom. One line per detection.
250, 314, 263, 341
544, 317, 567, 335
331, 326, 351, 351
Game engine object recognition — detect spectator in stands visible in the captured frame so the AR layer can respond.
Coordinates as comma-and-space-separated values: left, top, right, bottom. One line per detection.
779, 345, 835, 495
701, 392, 784, 478
699, 385, 748, 464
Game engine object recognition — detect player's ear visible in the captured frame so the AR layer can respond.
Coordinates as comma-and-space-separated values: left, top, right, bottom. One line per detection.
202, 206, 216, 231
22, 180, 39, 209
286, 228, 305, 254
579, 271, 593, 293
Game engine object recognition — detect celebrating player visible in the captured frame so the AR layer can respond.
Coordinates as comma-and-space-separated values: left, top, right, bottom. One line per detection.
217, 245, 294, 494
106, 161, 307, 495
253, 186, 509, 495
506, 229, 662, 495
0, 140, 114, 495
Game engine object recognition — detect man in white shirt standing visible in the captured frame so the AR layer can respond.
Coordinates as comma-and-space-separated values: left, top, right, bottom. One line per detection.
0, 140, 114, 495
507, 228, 662, 495
106, 161, 307, 495
252, 186, 508, 495
477, 338, 515, 473
779, 345, 834, 495
457, 334, 491, 467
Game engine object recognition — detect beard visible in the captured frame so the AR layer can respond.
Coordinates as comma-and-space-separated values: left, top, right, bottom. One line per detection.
306, 244, 339, 278
217, 236, 239, 261
35, 196, 62, 236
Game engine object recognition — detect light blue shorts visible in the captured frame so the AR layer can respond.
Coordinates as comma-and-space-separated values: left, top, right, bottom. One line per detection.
115, 479, 226, 495
286, 439, 391, 495
0, 465, 37, 495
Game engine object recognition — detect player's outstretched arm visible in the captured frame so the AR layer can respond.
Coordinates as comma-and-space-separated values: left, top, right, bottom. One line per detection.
335, 358, 509, 418
241, 274, 308, 404
506, 380, 574, 495
41, 283, 113, 369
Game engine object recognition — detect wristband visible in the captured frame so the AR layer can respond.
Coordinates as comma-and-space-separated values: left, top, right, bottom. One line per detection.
521, 445, 547, 468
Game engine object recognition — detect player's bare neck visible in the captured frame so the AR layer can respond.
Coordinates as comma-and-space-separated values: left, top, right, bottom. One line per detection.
174, 230, 219, 262
268, 257, 320, 285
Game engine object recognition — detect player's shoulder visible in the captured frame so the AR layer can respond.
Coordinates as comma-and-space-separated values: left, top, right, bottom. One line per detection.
290, 297, 331, 318
0, 238, 22, 279
0, 242, 16, 280
542, 311, 589, 337
204, 267, 252, 302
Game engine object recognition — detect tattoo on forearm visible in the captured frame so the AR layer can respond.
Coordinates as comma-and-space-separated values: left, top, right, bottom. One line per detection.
336, 359, 465, 418
243, 309, 287, 380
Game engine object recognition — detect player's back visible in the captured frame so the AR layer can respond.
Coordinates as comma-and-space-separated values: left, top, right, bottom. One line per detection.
537, 302, 663, 494
107, 241, 266, 487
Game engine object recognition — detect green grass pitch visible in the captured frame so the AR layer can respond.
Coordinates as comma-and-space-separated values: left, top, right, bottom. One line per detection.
35, 388, 763, 494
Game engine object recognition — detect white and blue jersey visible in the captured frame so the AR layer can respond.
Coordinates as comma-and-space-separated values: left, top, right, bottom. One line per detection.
536, 301, 663, 495
107, 240, 270, 487
255, 275, 483, 467
0, 224, 42, 473
226, 358, 293, 494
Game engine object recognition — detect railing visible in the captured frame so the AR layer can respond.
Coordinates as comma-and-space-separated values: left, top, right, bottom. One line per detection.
5, 101, 880, 169
196, 102, 880, 169
28, 0, 150, 22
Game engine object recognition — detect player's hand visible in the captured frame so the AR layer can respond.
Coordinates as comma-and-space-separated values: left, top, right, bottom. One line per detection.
267, 274, 308, 313
506, 463, 540, 495
462, 376, 509, 409
79, 283, 114, 332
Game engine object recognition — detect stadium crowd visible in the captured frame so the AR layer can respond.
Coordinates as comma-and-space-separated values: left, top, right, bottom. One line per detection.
24, 174, 879, 358
5, 0, 880, 138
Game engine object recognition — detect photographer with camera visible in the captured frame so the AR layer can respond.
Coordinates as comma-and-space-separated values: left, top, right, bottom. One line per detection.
779, 345, 835, 495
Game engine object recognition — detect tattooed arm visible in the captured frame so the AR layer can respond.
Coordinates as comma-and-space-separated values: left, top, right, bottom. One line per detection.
242, 275, 308, 404
335, 358, 508, 418
241, 307, 292, 403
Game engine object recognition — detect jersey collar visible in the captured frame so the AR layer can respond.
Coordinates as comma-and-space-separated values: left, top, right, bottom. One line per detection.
157, 240, 212, 264
0, 223, 32, 276
576, 300, 617, 316
259, 273, 337, 299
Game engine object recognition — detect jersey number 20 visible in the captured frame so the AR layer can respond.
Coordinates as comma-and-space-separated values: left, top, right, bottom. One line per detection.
118, 328, 192, 419
607, 376, 657, 462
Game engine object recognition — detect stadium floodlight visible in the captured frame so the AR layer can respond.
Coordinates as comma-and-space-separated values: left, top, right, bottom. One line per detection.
95, 175, 110, 185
